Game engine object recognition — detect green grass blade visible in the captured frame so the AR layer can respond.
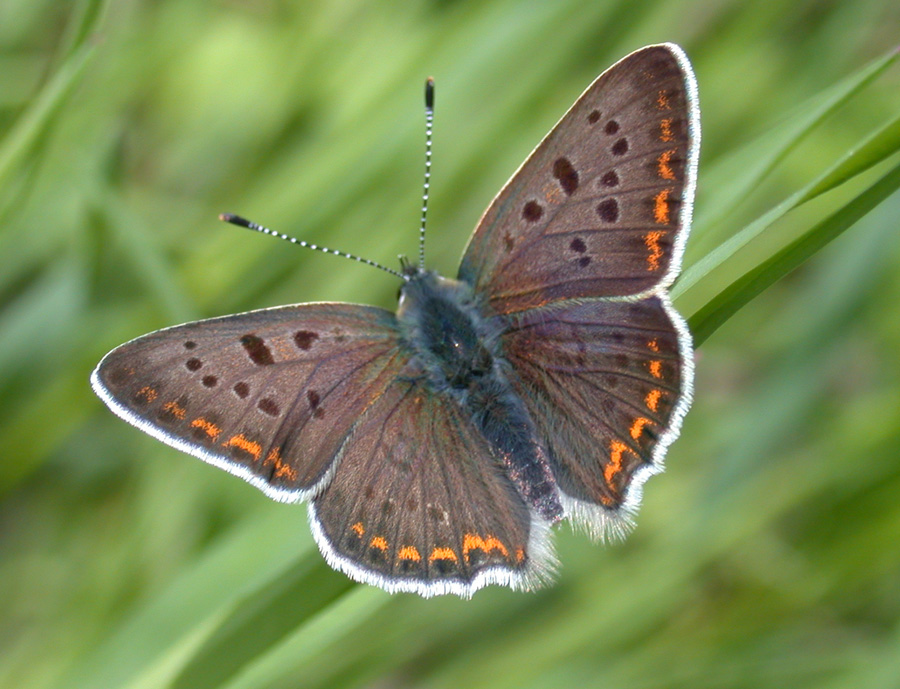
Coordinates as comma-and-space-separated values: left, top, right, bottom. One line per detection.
0, 41, 97, 209
62, 510, 306, 689
697, 46, 900, 234
218, 587, 387, 689
675, 111, 900, 305
689, 157, 900, 345
167, 561, 354, 689
798, 112, 900, 204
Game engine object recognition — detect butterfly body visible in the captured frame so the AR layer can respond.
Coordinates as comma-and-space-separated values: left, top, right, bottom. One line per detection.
396, 270, 497, 394
93, 44, 699, 597
397, 268, 564, 522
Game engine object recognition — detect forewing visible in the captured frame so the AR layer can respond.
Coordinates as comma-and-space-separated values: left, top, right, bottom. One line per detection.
91, 303, 405, 502
500, 296, 693, 538
310, 373, 555, 597
459, 43, 699, 314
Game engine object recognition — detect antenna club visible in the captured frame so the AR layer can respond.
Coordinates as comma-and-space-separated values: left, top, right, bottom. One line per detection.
219, 213, 252, 229
425, 77, 435, 109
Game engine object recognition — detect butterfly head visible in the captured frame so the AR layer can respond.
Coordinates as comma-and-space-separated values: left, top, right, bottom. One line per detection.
396, 264, 436, 314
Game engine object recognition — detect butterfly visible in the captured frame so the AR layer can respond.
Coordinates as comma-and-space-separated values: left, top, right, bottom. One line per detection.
92, 43, 699, 598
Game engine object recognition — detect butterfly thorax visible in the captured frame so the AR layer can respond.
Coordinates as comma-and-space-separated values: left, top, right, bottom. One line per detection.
397, 271, 563, 523
397, 271, 497, 392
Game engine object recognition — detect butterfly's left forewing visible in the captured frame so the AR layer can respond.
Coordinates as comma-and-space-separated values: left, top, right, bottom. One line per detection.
92, 303, 405, 502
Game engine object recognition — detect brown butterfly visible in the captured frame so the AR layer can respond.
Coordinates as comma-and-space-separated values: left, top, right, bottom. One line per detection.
92, 43, 699, 597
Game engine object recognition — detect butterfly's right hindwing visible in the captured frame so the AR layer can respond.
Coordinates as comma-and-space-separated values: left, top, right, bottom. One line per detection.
499, 296, 692, 538
460, 44, 698, 536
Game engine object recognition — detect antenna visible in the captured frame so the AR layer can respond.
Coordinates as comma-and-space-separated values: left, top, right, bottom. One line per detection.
219, 214, 405, 280
418, 77, 435, 270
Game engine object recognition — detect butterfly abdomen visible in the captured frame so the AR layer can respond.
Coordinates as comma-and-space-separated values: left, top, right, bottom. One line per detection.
397, 271, 563, 523
464, 380, 563, 523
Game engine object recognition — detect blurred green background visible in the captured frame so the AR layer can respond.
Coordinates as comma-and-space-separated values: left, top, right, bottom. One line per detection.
2, 1, 900, 688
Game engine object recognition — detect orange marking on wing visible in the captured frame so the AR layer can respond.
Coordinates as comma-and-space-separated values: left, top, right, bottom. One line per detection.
398, 545, 422, 562
222, 434, 262, 461
600, 494, 615, 507
163, 400, 186, 419
645, 389, 662, 412
657, 149, 676, 180
136, 386, 157, 402
273, 461, 297, 481
605, 440, 630, 483
275, 341, 294, 360
645, 230, 666, 271
630, 417, 651, 440
263, 447, 297, 481
429, 547, 458, 562
647, 338, 660, 352
657, 90, 671, 110
369, 536, 388, 551
463, 533, 509, 562
653, 189, 671, 224
649, 360, 663, 379
351, 522, 365, 537
660, 118, 674, 142
515, 547, 525, 563
543, 183, 563, 204
191, 418, 221, 440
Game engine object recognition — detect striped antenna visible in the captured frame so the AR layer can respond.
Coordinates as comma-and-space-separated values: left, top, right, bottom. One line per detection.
219, 214, 406, 280
418, 77, 435, 270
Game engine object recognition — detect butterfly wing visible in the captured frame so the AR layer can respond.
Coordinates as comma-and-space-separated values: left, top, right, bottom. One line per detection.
460, 43, 698, 536
458, 43, 699, 315
310, 372, 555, 597
94, 301, 555, 596
499, 296, 692, 538
91, 303, 407, 503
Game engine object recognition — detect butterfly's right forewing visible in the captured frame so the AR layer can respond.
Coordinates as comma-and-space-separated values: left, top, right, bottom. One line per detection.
92, 303, 404, 503
459, 44, 698, 314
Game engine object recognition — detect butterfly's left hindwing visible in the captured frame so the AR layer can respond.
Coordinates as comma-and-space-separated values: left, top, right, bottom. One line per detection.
91, 304, 404, 503
310, 373, 555, 597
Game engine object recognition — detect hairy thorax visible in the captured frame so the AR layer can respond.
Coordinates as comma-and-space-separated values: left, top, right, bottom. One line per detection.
396, 271, 563, 522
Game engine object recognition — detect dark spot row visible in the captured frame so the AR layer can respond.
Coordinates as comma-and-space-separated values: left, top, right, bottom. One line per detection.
359, 488, 448, 522
185, 329, 319, 364
521, 179, 618, 225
